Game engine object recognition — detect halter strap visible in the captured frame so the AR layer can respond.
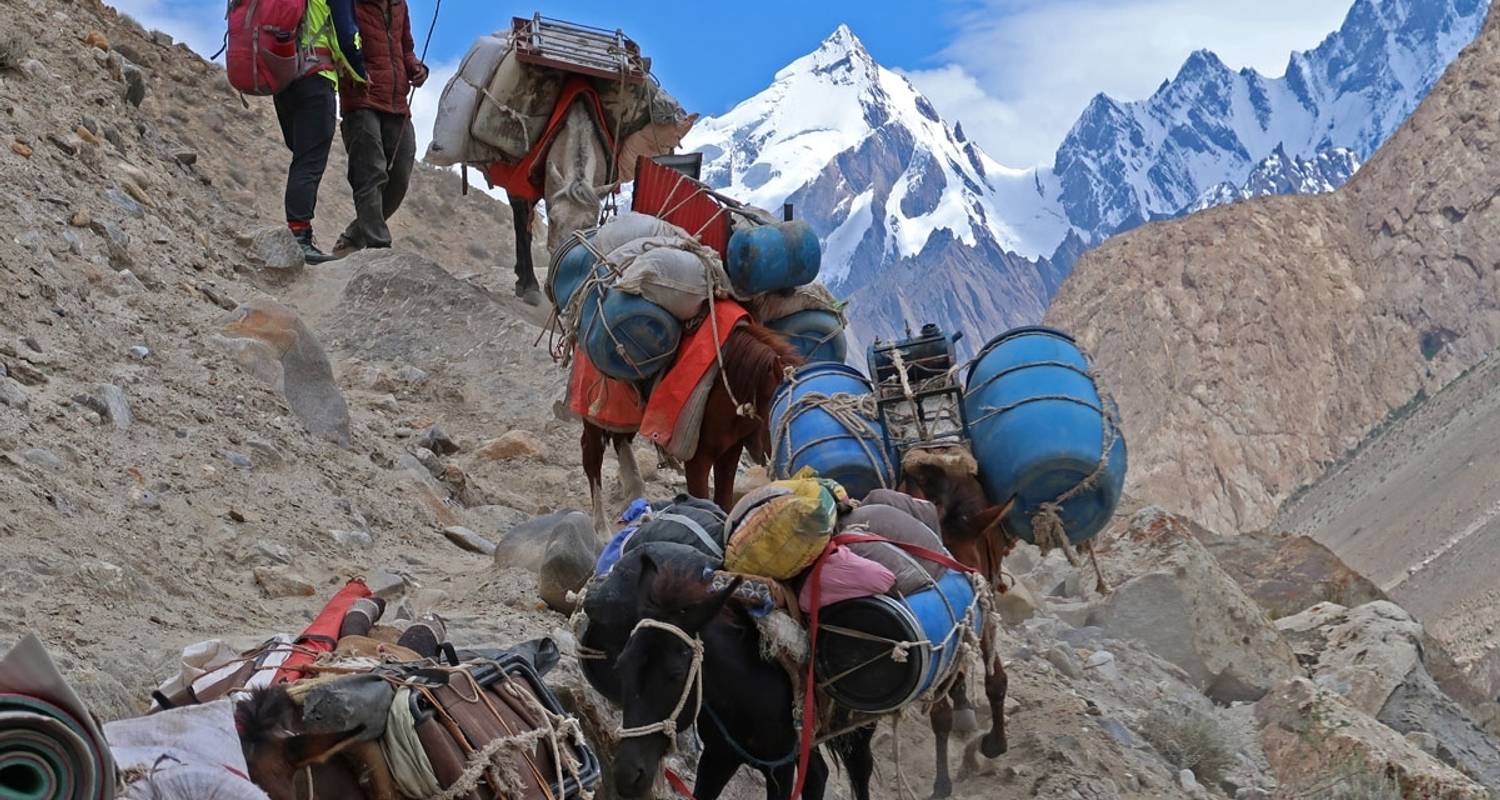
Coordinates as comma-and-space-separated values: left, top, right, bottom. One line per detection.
615, 618, 705, 742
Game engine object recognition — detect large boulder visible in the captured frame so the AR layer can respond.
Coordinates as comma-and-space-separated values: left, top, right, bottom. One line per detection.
1087, 507, 1300, 703
1256, 678, 1487, 799
1276, 601, 1500, 791
493, 510, 601, 613
1202, 529, 1386, 619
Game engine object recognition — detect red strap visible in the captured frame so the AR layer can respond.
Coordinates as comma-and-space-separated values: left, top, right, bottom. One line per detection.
484, 77, 617, 201
272, 578, 373, 684
664, 768, 697, 799
829, 533, 978, 576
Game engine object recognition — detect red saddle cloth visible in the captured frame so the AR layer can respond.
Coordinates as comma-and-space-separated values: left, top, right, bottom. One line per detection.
640, 300, 749, 453
483, 76, 613, 202
567, 351, 647, 433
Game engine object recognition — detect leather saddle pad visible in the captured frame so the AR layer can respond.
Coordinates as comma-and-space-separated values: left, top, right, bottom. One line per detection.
412, 666, 560, 800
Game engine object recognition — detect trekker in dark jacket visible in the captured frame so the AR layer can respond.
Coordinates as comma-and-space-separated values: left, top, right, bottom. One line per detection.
333, 0, 428, 257
276, 0, 366, 264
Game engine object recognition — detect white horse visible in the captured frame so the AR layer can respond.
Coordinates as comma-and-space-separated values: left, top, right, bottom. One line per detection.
509, 101, 611, 305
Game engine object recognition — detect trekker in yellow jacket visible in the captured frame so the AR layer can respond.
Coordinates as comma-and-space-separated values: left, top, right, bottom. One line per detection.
275, 0, 366, 264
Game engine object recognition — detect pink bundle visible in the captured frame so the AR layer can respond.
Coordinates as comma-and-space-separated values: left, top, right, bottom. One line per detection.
798, 546, 896, 613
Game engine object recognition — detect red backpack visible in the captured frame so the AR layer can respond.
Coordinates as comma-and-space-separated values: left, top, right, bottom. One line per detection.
225, 0, 327, 95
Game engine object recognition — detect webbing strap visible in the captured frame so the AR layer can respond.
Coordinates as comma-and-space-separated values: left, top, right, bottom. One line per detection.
656, 513, 723, 558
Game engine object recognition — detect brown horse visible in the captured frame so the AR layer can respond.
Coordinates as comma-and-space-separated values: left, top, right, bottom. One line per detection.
900, 461, 1014, 799
581, 320, 802, 532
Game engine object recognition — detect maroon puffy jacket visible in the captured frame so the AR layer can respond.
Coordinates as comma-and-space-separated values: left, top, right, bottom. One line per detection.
338, 0, 423, 116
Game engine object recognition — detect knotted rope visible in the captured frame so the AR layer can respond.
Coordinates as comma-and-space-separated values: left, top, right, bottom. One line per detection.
770, 370, 894, 487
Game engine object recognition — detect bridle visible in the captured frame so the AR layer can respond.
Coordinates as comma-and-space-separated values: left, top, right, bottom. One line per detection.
615, 618, 705, 741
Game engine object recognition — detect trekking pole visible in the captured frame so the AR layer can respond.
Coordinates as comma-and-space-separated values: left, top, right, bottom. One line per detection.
387, 0, 442, 170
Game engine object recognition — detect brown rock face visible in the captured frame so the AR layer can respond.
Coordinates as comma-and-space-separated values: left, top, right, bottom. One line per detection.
1046, 13, 1500, 534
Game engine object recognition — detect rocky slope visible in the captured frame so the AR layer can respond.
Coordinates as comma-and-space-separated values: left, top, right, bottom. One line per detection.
1046, 3, 1500, 536
1277, 347, 1500, 704
4, 1, 1499, 798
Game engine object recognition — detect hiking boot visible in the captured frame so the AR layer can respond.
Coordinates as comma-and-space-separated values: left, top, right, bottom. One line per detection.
293, 228, 337, 265
331, 232, 363, 259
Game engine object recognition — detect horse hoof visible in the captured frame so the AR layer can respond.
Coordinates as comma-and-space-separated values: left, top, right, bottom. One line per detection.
953, 709, 979, 733
980, 732, 1008, 758
520, 289, 542, 307
931, 780, 953, 799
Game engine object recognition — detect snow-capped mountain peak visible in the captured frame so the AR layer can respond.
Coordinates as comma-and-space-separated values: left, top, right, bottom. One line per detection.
685, 27, 1066, 289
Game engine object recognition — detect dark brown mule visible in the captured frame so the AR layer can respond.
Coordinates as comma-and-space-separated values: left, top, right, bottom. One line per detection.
581, 320, 802, 531
237, 685, 397, 800
900, 462, 1014, 799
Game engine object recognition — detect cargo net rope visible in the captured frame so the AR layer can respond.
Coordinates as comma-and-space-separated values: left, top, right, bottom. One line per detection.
285, 658, 595, 800
800, 539, 1002, 800
545, 201, 761, 419
964, 348, 1120, 590
770, 368, 897, 488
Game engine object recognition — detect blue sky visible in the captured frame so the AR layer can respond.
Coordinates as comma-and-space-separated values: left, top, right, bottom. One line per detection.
114, 0, 1352, 166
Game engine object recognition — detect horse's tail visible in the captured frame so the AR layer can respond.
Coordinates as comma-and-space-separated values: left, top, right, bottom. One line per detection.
235, 685, 294, 747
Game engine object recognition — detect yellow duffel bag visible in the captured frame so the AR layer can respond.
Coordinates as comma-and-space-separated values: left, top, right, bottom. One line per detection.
724, 472, 847, 579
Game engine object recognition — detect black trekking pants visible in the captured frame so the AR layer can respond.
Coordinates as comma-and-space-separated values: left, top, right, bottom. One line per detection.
339, 108, 416, 248
273, 75, 337, 225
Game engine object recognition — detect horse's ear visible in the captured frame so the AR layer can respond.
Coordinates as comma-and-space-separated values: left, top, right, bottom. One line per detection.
975, 498, 1017, 541
635, 552, 661, 616
685, 575, 742, 632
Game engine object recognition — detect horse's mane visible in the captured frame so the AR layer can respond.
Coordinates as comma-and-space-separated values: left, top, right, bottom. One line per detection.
722, 322, 803, 411
235, 685, 293, 747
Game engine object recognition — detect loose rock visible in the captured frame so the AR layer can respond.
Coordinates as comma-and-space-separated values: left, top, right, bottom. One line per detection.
244, 225, 303, 271
22, 448, 64, 471
330, 529, 374, 549
418, 424, 460, 456
121, 63, 146, 106
477, 430, 545, 461
0, 378, 27, 410
10, 141, 32, 158
83, 31, 109, 51
254, 566, 316, 598
442, 526, 496, 555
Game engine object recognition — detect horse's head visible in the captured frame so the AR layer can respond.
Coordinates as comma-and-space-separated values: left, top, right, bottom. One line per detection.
236, 686, 366, 800
612, 552, 742, 798
721, 322, 804, 460
900, 461, 1011, 546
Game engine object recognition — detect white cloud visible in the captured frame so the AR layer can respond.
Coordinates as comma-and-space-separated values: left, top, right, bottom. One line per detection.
108, 0, 224, 59
911, 0, 1353, 167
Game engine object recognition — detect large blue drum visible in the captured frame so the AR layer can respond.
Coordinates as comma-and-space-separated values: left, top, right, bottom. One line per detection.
768, 309, 847, 364
963, 326, 1127, 545
726, 220, 821, 296
547, 230, 610, 312
769, 363, 893, 499
579, 286, 682, 381
816, 571, 978, 713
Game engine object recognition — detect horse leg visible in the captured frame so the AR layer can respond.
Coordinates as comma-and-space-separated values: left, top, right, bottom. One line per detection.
950, 679, 979, 733
930, 694, 955, 799
692, 739, 742, 800
768, 753, 826, 800
839, 726, 877, 800
711, 443, 743, 513
510, 196, 540, 305
612, 433, 646, 502
581, 422, 609, 537
685, 452, 713, 502
979, 644, 1009, 758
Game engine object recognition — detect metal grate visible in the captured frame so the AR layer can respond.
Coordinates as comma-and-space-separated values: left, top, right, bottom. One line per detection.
869, 325, 972, 458
509, 14, 648, 84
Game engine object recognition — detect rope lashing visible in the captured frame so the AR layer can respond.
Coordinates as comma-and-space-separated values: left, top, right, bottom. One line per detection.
769, 378, 894, 487
615, 618, 705, 743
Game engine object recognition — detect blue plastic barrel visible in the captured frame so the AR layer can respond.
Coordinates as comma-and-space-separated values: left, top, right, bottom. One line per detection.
769, 363, 893, 499
547, 231, 610, 313
963, 326, 1128, 545
726, 221, 822, 296
768, 310, 847, 364
579, 286, 682, 381
816, 570, 978, 713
